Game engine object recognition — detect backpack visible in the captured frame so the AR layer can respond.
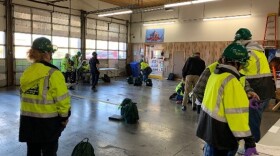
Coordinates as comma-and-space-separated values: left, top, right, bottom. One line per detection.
120, 98, 139, 124
134, 77, 142, 86
102, 74, 110, 83
146, 79, 153, 86
167, 73, 175, 80
127, 76, 134, 84
71, 138, 95, 156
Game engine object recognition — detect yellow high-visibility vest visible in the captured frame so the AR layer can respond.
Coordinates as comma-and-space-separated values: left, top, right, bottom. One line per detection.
202, 72, 251, 137
240, 49, 272, 79
140, 62, 149, 70
20, 63, 71, 118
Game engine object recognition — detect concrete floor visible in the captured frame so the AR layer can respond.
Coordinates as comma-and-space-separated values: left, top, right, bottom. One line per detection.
0, 78, 279, 156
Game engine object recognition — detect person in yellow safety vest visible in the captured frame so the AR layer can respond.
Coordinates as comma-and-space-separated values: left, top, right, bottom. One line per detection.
140, 59, 152, 82
19, 37, 71, 156
61, 53, 72, 83
193, 60, 259, 114
71, 51, 82, 84
235, 28, 275, 142
196, 43, 258, 156
175, 81, 185, 104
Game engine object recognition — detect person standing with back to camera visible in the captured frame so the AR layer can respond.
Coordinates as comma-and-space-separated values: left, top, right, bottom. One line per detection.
181, 52, 205, 111
19, 37, 71, 156
89, 52, 100, 92
196, 43, 257, 156
235, 28, 275, 142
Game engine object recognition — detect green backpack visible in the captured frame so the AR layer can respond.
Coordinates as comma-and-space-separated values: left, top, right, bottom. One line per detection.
71, 138, 95, 156
120, 98, 139, 124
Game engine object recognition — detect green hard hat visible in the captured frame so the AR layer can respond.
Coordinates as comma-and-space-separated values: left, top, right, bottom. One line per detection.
32, 37, 57, 53
222, 43, 249, 65
234, 28, 252, 40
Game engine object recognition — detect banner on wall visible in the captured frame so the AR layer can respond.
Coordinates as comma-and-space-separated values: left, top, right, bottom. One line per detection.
145, 29, 164, 43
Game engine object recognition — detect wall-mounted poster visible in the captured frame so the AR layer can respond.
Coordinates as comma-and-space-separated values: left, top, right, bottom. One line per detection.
145, 29, 164, 43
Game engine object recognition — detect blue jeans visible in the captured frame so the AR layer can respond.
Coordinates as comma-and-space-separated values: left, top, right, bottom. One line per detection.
203, 144, 237, 156
249, 99, 270, 142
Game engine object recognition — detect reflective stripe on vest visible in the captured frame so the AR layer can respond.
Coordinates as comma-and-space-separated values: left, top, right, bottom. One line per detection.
21, 111, 58, 118
202, 75, 235, 123
21, 92, 70, 105
21, 68, 70, 118
243, 50, 272, 79
202, 74, 251, 137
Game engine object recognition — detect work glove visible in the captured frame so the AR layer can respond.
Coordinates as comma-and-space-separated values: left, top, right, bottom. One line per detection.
249, 98, 261, 109
245, 147, 258, 156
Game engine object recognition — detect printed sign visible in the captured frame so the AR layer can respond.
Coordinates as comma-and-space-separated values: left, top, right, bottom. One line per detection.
145, 29, 164, 43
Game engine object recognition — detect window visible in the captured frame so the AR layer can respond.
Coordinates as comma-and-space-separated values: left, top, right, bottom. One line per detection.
119, 42, 127, 51
0, 46, 5, 58
14, 33, 31, 46
52, 48, 68, 59
86, 50, 93, 60
119, 51, 126, 59
70, 38, 81, 48
96, 50, 108, 59
69, 49, 81, 56
86, 39, 95, 49
96, 40, 107, 50
14, 46, 30, 59
0, 32, 4, 58
109, 41, 118, 50
52, 36, 68, 48
108, 51, 118, 59
0, 31, 5, 44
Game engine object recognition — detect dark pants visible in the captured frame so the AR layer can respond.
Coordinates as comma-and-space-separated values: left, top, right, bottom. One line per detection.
142, 67, 152, 81
70, 70, 76, 83
27, 140, 58, 156
91, 72, 99, 88
62, 72, 71, 83
249, 99, 270, 142
203, 144, 237, 156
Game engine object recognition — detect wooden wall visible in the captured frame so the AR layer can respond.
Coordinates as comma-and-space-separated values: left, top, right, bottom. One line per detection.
130, 40, 269, 78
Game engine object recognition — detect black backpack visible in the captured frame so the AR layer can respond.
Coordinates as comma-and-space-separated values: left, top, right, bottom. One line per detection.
146, 79, 153, 86
127, 76, 134, 84
71, 138, 95, 156
102, 74, 110, 83
167, 73, 175, 80
134, 77, 142, 86
120, 98, 139, 124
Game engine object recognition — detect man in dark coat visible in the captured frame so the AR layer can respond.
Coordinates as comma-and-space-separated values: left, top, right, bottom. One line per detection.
181, 52, 205, 111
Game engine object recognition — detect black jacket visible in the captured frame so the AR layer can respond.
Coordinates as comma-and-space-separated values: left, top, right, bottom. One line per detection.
182, 56, 205, 79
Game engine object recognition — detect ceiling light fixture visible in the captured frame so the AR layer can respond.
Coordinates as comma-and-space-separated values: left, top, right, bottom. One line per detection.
164, 0, 217, 8
143, 21, 175, 26
98, 10, 133, 17
203, 14, 251, 21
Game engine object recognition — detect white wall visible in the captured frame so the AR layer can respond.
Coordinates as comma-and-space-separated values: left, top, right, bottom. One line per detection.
130, 0, 279, 43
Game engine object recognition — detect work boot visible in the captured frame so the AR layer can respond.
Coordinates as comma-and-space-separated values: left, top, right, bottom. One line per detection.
91, 86, 97, 92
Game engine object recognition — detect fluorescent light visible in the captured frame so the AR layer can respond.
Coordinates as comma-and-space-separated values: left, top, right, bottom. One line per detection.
98, 10, 132, 17
164, 0, 217, 8
164, 1, 191, 8
143, 21, 175, 26
192, 0, 216, 4
203, 15, 251, 21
